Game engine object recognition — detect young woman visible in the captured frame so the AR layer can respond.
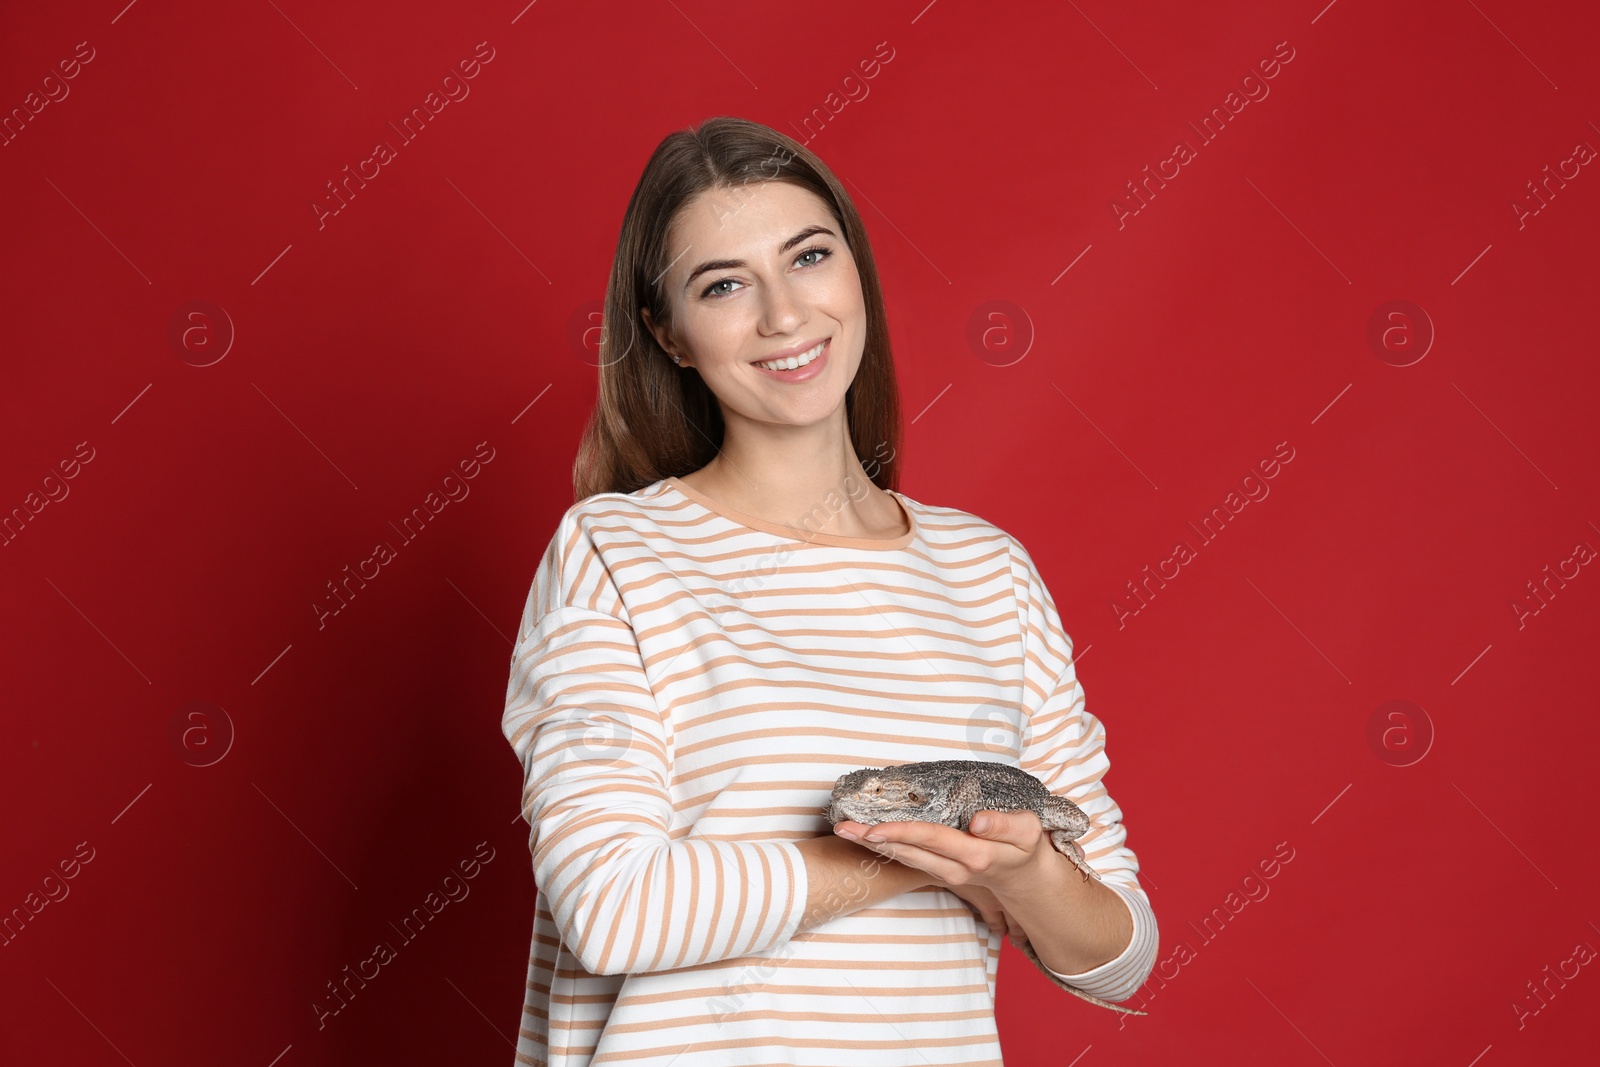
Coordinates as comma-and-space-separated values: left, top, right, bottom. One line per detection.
502, 116, 1157, 1066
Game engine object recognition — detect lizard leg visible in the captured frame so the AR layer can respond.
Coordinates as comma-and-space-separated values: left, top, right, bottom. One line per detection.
946, 774, 984, 828
1048, 831, 1099, 882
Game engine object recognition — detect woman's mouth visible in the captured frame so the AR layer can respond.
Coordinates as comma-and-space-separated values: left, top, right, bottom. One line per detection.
753, 339, 829, 382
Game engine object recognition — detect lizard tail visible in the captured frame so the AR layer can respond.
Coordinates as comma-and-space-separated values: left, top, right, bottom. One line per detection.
1017, 937, 1147, 1015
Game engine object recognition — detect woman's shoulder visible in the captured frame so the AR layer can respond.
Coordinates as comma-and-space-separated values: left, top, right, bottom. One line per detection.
896, 489, 1024, 551
546, 479, 681, 557
529, 481, 681, 608
566, 478, 675, 523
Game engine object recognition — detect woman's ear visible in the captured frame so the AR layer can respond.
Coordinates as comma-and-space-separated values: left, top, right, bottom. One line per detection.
640, 306, 687, 367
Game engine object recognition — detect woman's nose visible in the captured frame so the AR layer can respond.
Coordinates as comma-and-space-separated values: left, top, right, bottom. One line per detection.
760, 279, 805, 331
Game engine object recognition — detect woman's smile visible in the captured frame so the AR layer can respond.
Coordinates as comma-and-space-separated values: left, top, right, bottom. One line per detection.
752, 337, 829, 382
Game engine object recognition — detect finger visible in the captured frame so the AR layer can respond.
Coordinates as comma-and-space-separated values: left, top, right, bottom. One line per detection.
866, 822, 994, 870
853, 824, 1017, 888
979, 811, 1048, 857
850, 824, 920, 858
859, 820, 963, 852
984, 911, 1020, 945
860, 839, 967, 883
860, 836, 928, 866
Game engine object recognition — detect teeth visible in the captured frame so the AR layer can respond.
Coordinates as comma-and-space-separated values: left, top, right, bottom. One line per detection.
757, 341, 825, 372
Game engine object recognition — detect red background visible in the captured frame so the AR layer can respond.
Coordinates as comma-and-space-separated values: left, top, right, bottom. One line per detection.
3, 1, 1597, 1063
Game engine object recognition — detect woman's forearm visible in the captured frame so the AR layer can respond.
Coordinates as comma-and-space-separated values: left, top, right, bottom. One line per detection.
996, 846, 1134, 976
793, 834, 929, 933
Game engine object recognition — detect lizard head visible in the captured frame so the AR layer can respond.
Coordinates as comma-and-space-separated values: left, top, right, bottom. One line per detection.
823, 766, 939, 826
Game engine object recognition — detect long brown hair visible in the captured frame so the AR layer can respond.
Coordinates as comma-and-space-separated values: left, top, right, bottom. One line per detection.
571, 116, 902, 502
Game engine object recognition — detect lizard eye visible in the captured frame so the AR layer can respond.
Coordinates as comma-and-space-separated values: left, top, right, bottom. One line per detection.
908, 791, 922, 804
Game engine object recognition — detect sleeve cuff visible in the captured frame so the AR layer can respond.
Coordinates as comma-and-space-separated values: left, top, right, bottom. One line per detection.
1039, 878, 1158, 1002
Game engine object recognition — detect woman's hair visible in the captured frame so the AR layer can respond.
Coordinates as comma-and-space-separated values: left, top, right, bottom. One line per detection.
571, 115, 902, 502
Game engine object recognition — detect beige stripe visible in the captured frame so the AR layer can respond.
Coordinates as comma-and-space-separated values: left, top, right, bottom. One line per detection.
636, 627, 1021, 674
584, 844, 638, 974
621, 855, 656, 975
653, 837, 674, 968
608, 979, 988, 1009
532, 796, 662, 864
726, 844, 751, 958
597, 540, 1010, 589
798, 929, 990, 946
672, 844, 704, 972
752, 845, 782, 956
580, 1029, 1003, 1063
540, 819, 659, 918
667, 714, 1019, 767
656, 746, 1033, 794
567, 953, 996, 977
653, 665, 1021, 710
598, 1005, 999, 1036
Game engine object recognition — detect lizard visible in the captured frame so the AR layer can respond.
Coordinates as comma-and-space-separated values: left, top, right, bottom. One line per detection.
822, 758, 1148, 1016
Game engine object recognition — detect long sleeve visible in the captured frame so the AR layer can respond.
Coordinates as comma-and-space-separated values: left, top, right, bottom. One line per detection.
1010, 537, 1159, 1002
502, 509, 810, 977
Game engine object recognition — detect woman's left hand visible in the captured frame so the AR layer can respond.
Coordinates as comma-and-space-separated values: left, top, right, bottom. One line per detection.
831, 808, 1051, 898
943, 881, 1026, 947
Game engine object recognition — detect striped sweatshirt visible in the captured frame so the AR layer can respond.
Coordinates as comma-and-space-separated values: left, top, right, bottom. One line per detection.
501, 475, 1158, 1066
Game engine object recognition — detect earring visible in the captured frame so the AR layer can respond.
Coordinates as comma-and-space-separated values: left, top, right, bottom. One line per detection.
672, 355, 681, 364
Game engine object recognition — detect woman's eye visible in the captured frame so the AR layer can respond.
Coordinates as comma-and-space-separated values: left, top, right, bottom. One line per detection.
700, 245, 833, 299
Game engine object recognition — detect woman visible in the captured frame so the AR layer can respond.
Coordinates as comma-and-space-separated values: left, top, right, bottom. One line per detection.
502, 116, 1157, 1066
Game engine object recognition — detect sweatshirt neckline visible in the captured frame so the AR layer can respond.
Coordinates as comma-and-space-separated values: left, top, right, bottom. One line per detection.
663, 476, 917, 551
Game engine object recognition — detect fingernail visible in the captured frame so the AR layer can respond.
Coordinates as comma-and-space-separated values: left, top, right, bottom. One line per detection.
971, 815, 991, 834
865, 833, 885, 842
836, 828, 858, 840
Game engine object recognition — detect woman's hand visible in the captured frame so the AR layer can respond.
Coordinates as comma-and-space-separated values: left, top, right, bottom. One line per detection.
831, 807, 1052, 944
834, 811, 1133, 979
940, 879, 1026, 946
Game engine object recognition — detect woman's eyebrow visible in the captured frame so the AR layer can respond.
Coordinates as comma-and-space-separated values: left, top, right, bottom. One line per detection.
681, 224, 837, 294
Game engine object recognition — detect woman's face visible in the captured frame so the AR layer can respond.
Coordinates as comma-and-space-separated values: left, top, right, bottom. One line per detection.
642, 180, 866, 434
